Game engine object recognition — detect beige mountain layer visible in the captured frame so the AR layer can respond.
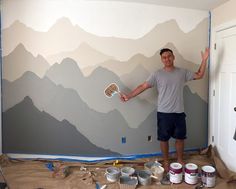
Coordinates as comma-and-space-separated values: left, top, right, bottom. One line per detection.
2, 17, 209, 66
46, 42, 113, 67
2, 44, 50, 82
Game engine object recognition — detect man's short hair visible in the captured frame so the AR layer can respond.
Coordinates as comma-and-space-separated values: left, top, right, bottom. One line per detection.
160, 48, 173, 56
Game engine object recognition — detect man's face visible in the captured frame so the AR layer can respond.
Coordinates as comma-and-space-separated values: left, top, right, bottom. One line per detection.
161, 51, 175, 67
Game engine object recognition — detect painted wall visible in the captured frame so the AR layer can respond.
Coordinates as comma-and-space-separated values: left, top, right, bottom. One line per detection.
211, 0, 236, 27
0, 8, 2, 154
1, 0, 209, 157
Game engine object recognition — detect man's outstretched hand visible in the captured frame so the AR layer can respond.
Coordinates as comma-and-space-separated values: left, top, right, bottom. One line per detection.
120, 93, 129, 102
201, 47, 210, 62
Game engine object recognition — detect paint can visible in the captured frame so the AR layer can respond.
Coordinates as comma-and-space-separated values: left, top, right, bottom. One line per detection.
201, 165, 216, 187
169, 162, 183, 184
137, 170, 152, 185
150, 165, 164, 182
144, 161, 162, 170
184, 163, 199, 185
105, 167, 120, 182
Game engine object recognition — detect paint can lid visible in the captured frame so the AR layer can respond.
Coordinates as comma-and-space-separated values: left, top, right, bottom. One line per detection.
106, 167, 120, 175
201, 165, 215, 173
170, 162, 182, 172
185, 163, 198, 174
185, 163, 198, 170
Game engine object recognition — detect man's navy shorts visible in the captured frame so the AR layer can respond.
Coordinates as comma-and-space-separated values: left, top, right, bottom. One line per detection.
157, 112, 186, 141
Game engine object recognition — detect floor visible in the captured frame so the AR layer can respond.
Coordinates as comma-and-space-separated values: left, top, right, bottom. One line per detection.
0, 147, 235, 189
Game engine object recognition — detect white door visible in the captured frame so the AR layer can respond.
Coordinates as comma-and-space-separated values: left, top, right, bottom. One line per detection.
212, 25, 236, 172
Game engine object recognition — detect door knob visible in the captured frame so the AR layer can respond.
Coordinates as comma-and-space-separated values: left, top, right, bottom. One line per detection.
234, 107, 236, 111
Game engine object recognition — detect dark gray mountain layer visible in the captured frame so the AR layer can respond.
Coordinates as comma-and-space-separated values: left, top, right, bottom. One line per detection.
2, 96, 120, 156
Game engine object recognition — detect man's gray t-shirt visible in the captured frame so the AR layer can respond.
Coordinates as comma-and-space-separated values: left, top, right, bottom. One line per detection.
146, 67, 195, 113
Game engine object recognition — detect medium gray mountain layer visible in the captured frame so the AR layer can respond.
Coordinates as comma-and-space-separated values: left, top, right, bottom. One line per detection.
45, 58, 156, 128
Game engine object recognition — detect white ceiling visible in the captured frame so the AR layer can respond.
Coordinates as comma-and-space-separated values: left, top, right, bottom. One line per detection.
96, 0, 230, 10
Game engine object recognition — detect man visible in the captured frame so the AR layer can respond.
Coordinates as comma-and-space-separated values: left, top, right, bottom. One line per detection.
120, 48, 210, 171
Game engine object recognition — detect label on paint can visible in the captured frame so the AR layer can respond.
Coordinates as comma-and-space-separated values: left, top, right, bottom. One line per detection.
169, 162, 183, 184
184, 163, 198, 185
201, 165, 216, 188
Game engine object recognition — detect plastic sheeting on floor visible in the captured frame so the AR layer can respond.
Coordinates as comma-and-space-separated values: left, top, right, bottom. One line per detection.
0, 146, 236, 189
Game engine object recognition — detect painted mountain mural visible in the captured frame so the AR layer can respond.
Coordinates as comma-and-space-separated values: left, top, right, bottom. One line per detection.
45, 58, 155, 128
2, 18, 209, 101
2, 11, 209, 157
2, 69, 207, 155
3, 73, 207, 156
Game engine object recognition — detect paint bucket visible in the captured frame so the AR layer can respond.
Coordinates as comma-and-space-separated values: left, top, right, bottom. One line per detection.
184, 163, 199, 185
201, 165, 216, 187
137, 170, 152, 185
105, 167, 120, 182
169, 162, 183, 184
144, 161, 162, 170
150, 165, 164, 182
121, 167, 135, 177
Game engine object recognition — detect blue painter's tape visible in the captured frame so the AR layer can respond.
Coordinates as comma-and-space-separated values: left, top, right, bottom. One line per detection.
8, 147, 204, 163
121, 137, 126, 144
45, 162, 54, 171
95, 182, 100, 189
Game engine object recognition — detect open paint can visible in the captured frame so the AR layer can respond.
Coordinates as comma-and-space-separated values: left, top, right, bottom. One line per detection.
144, 161, 162, 170
151, 165, 164, 182
169, 162, 183, 184
201, 165, 216, 187
137, 170, 152, 185
105, 167, 120, 182
184, 163, 198, 185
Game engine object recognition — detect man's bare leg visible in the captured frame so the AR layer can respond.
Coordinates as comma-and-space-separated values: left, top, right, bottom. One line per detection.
175, 139, 185, 165
160, 141, 169, 172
